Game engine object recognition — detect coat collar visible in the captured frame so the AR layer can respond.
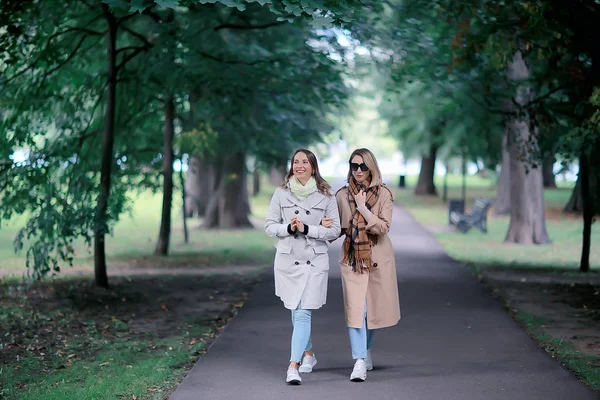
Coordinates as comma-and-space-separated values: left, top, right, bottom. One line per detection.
282, 187, 327, 209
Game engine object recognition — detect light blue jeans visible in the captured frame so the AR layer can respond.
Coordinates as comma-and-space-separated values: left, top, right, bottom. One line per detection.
348, 303, 376, 359
290, 306, 313, 363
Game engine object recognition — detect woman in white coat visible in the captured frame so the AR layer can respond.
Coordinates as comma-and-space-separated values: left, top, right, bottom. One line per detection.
264, 148, 341, 385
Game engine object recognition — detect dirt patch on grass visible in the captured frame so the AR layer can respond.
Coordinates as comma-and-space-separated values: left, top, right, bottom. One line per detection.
479, 267, 600, 390
0, 270, 264, 398
545, 207, 582, 221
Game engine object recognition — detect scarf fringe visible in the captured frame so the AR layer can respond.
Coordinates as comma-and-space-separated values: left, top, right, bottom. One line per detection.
340, 253, 374, 274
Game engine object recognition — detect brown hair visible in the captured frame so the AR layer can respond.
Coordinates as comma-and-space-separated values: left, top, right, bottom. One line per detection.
282, 148, 332, 196
346, 148, 382, 187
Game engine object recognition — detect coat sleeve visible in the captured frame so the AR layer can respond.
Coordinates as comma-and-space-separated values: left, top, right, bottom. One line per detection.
264, 189, 292, 239
335, 188, 349, 239
365, 188, 393, 236
306, 196, 341, 241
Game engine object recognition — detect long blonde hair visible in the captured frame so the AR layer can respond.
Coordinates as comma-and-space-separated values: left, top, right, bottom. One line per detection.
346, 148, 382, 188
281, 148, 332, 196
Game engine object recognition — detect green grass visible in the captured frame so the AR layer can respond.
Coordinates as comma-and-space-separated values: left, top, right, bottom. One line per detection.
0, 184, 277, 398
0, 189, 276, 277
393, 175, 600, 270
0, 274, 260, 399
1, 325, 203, 400
513, 311, 600, 392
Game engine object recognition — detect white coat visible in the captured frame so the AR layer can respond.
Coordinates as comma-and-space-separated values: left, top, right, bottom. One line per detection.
264, 186, 341, 310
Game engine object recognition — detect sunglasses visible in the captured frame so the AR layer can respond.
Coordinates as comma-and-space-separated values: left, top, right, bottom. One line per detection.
350, 162, 369, 172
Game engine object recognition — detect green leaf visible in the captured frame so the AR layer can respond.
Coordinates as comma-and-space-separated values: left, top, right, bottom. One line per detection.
129, 0, 148, 13
197, 0, 246, 10
155, 0, 179, 8
308, 15, 333, 29
282, 2, 303, 16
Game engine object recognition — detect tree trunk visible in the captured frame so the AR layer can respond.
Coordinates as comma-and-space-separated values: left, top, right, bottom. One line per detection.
184, 154, 216, 217
504, 49, 551, 245
564, 172, 583, 213
155, 95, 175, 256
269, 164, 286, 186
414, 144, 438, 196
579, 152, 592, 272
180, 156, 189, 244
253, 168, 261, 197
442, 161, 449, 202
201, 160, 223, 228
94, 6, 117, 288
461, 151, 466, 202
181, 90, 207, 218
542, 155, 557, 188
203, 152, 253, 229
493, 131, 511, 216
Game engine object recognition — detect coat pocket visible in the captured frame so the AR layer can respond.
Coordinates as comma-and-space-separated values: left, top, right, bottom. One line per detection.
312, 242, 328, 254
276, 238, 292, 254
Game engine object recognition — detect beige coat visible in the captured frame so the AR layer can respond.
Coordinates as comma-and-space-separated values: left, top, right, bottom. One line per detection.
336, 185, 401, 329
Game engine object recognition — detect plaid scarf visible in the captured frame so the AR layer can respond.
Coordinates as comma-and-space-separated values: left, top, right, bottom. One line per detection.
341, 179, 380, 273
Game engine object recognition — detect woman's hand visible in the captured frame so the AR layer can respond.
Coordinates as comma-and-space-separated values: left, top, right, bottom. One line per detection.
355, 190, 367, 208
294, 218, 305, 233
320, 216, 334, 228
290, 216, 298, 232
291, 216, 305, 232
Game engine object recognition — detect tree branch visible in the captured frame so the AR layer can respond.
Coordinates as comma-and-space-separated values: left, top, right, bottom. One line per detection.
33, 35, 88, 95
116, 45, 147, 55
116, 43, 153, 73
121, 26, 152, 46
194, 49, 281, 65
527, 82, 579, 108
4, 26, 105, 84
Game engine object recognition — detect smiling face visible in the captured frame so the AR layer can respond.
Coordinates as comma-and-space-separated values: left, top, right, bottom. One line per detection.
293, 152, 313, 183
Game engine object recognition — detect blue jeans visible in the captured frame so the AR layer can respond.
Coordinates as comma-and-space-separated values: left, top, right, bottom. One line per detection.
290, 307, 313, 363
348, 303, 375, 359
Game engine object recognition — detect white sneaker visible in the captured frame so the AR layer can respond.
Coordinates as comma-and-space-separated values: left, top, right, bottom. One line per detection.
299, 353, 317, 373
350, 359, 367, 382
365, 350, 373, 371
286, 367, 302, 385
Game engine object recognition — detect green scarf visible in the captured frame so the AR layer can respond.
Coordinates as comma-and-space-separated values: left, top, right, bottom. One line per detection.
289, 176, 317, 201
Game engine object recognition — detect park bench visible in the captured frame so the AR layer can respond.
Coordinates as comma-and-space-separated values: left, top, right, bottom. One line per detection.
449, 197, 493, 234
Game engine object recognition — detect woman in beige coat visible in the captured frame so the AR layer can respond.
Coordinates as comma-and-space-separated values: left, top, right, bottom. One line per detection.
335, 148, 401, 382
265, 148, 341, 385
